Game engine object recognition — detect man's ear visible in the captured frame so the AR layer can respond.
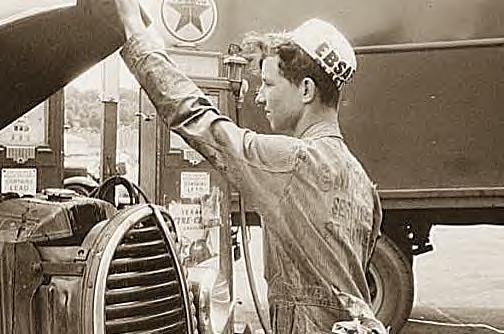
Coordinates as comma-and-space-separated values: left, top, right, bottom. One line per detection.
301, 77, 316, 104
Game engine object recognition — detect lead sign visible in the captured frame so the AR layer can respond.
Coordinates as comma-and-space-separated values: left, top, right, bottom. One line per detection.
1, 168, 37, 195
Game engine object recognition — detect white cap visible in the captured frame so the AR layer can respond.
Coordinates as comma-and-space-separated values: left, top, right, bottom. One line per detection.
290, 18, 357, 90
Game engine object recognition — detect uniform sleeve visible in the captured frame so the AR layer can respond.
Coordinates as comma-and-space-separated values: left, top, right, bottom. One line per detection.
366, 185, 383, 269
120, 32, 303, 209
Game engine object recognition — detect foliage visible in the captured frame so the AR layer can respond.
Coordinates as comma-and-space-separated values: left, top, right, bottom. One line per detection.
65, 87, 140, 130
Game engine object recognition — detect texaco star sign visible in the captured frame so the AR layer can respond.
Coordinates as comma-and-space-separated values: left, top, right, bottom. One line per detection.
161, 0, 218, 44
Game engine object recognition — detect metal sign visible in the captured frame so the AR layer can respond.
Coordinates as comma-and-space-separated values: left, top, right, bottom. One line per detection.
168, 202, 202, 229
183, 149, 205, 165
1, 168, 37, 195
168, 51, 220, 77
0, 102, 46, 148
161, 0, 218, 44
180, 171, 210, 198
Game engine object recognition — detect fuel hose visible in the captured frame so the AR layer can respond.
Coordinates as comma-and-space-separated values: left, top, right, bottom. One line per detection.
233, 76, 271, 333
239, 192, 272, 334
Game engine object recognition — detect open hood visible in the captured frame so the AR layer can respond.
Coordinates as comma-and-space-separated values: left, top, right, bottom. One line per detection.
0, 0, 125, 130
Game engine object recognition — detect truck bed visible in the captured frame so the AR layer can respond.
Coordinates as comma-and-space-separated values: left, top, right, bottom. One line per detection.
340, 39, 504, 190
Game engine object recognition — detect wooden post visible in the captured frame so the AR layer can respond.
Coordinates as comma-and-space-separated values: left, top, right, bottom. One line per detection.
46, 89, 65, 188
138, 90, 159, 203
100, 54, 120, 203
100, 101, 118, 181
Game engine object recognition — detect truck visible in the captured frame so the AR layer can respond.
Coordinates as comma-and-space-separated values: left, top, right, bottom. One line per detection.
1, 0, 504, 333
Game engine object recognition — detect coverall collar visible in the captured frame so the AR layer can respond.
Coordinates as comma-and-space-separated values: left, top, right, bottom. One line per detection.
297, 120, 343, 140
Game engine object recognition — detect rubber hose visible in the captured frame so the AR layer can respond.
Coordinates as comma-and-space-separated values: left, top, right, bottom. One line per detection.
239, 192, 272, 334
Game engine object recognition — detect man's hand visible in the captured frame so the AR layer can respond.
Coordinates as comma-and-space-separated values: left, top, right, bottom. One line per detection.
113, 0, 147, 39
332, 319, 387, 334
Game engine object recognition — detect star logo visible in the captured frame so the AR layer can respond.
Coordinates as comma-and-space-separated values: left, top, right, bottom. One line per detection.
171, 0, 209, 33
162, 0, 218, 44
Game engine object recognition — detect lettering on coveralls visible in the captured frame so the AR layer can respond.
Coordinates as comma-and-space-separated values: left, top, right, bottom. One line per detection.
331, 196, 372, 223
317, 163, 370, 196
326, 196, 372, 244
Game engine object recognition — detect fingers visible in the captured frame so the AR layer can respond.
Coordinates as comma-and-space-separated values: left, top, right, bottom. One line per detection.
113, 0, 146, 38
114, 0, 142, 21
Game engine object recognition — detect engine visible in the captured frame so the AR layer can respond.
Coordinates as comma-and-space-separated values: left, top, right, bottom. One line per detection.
0, 190, 196, 334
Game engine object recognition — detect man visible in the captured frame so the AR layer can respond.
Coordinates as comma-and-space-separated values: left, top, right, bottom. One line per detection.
111, 0, 385, 332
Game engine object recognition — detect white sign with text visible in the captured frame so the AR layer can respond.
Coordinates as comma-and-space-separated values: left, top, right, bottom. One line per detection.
180, 171, 210, 199
1, 168, 37, 195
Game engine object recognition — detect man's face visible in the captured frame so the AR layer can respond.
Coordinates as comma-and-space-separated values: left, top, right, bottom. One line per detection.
255, 56, 304, 135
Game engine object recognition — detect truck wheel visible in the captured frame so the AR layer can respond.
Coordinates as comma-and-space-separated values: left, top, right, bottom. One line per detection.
367, 234, 414, 334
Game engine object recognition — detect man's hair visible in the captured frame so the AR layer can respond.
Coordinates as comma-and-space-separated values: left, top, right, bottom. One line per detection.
241, 32, 341, 107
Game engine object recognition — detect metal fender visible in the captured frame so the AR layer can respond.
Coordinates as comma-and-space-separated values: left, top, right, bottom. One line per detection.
63, 176, 99, 188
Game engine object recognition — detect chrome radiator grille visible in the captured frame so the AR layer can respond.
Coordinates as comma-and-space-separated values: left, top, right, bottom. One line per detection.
104, 218, 189, 334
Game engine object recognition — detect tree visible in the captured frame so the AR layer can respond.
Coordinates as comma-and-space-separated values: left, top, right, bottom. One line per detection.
65, 87, 140, 130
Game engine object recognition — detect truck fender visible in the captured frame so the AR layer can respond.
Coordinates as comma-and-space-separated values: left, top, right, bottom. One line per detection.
63, 176, 99, 189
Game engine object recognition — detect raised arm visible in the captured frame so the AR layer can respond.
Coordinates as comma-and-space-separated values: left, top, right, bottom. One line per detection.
113, 0, 303, 210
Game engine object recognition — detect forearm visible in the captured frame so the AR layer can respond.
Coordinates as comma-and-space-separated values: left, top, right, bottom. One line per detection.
120, 33, 216, 126
120, 32, 300, 208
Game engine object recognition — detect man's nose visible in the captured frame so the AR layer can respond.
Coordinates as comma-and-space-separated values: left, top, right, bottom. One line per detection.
255, 88, 265, 106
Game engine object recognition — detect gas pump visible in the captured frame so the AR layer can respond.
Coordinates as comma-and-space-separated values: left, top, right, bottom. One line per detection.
137, 45, 252, 333
0, 90, 64, 194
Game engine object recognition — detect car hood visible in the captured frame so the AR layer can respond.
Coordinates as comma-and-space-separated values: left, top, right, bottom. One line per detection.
0, 0, 125, 129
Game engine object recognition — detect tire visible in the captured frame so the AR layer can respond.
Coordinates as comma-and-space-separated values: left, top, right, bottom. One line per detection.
367, 234, 414, 334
